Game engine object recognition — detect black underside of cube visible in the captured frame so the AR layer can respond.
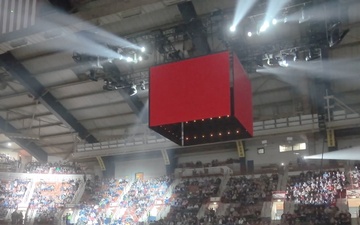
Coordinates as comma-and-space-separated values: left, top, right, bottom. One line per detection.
150, 116, 252, 146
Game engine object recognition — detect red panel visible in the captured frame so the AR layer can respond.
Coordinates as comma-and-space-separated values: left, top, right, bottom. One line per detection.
150, 52, 231, 127
233, 54, 253, 136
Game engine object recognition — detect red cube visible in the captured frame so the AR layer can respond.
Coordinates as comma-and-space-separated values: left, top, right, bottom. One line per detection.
149, 51, 253, 146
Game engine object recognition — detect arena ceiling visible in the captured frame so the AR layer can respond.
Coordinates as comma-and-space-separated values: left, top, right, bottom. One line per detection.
0, 0, 359, 161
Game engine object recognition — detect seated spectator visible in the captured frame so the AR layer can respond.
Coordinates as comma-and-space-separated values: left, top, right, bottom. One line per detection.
281, 205, 352, 225
286, 170, 346, 205
222, 174, 276, 204
25, 161, 82, 174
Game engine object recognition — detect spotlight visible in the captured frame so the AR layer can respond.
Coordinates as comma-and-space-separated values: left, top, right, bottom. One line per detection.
247, 31, 253, 37
128, 84, 137, 96
140, 81, 146, 91
272, 18, 278, 25
140, 47, 146, 53
126, 57, 133, 63
259, 21, 269, 33
255, 55, 263, 67
88, 69, 98, 81
103, 79, 114, 91
267, 57, 277, 66
305, 49, 320, 61
292, 50, 300, 61
7, 142, 12, 147
229, 25, 236, 32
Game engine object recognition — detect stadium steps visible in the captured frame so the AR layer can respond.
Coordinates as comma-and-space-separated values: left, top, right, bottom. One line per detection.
112, 179, 136, 218
284, 201, 295, 214
280, 166, 289, 191
19, 181, 36, 209
261, 201, 272, 218
336, 198, 349, 212
71, 181, 86, 204
218, 174, 231, 196
69, 208, 80, 224
27, 209, 37, 225
216, 203, 230, 216
196, 204, 207, 218
156, 205, 171, 220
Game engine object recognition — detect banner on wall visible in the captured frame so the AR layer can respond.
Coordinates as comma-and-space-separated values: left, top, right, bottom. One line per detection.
272, 191, 286, 199
135, 172, 144, 180
346, 189, 359, 198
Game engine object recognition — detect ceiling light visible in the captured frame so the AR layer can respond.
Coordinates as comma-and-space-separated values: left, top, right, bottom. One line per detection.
126, 57, 133, 62
247, 31, 253, 37
128, 84, 137, 96
272, 18, 278, 25
140, 47, 146, 53
259, 21, 269, 33
140, 81, 146, 90
138, 56, 143, 62
229, 25, 236, 32
7, 142, 12, 147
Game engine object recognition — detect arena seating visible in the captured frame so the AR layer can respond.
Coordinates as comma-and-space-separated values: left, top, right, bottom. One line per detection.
178, 159, 241, 169
76, 177, 129, 224
349, 165, 360, 188
0, 154, 18, 172
207, 206, 270, 225
286, 170, 346, 205
280, 205, 351, 225
25, 162, 82, 174
31, 179, 80, 224
0, 178, 29, 222
163, 177, 221, 224
120, 176, 171, 222
222, 174, 277, 204
0, 166, 352, 225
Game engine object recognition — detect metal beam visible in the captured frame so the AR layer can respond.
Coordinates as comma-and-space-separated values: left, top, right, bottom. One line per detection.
0, 52, 98, 143
101, 62, 147, 123
0, 117, 47, 162
178, 1, 211, 56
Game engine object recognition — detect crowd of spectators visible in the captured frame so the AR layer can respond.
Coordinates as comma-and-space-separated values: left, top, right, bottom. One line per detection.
25, 162, 82, 174
76, 177, 129, 224
0, 154, 19, 172
222, 174, 277, 204
121, 176, 171, 221
154, 204, 270, 225
31, 179, 80, 224
75, 176, 170, 224
212, 205, 270, 225
349, 165, 360, 188
0, 179, 29, 219
178, 159, 240, 169
163, 177, 221, 225
286, 170, 346, 205
280, 205, 351, 225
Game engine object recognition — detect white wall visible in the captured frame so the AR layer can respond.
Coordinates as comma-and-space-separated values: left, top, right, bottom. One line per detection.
177, 149, 238, 164
245, 143, 308, 166
337, 137, 360, 149
244, 137, 326, 166
0, 149, 20, 159
114, 157, 166, 179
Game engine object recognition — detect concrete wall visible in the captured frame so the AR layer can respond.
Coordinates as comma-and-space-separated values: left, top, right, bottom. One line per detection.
114, 156, 166, 179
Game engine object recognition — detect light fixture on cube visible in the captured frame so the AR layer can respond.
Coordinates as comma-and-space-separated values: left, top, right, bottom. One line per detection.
149, 51, 253, 146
